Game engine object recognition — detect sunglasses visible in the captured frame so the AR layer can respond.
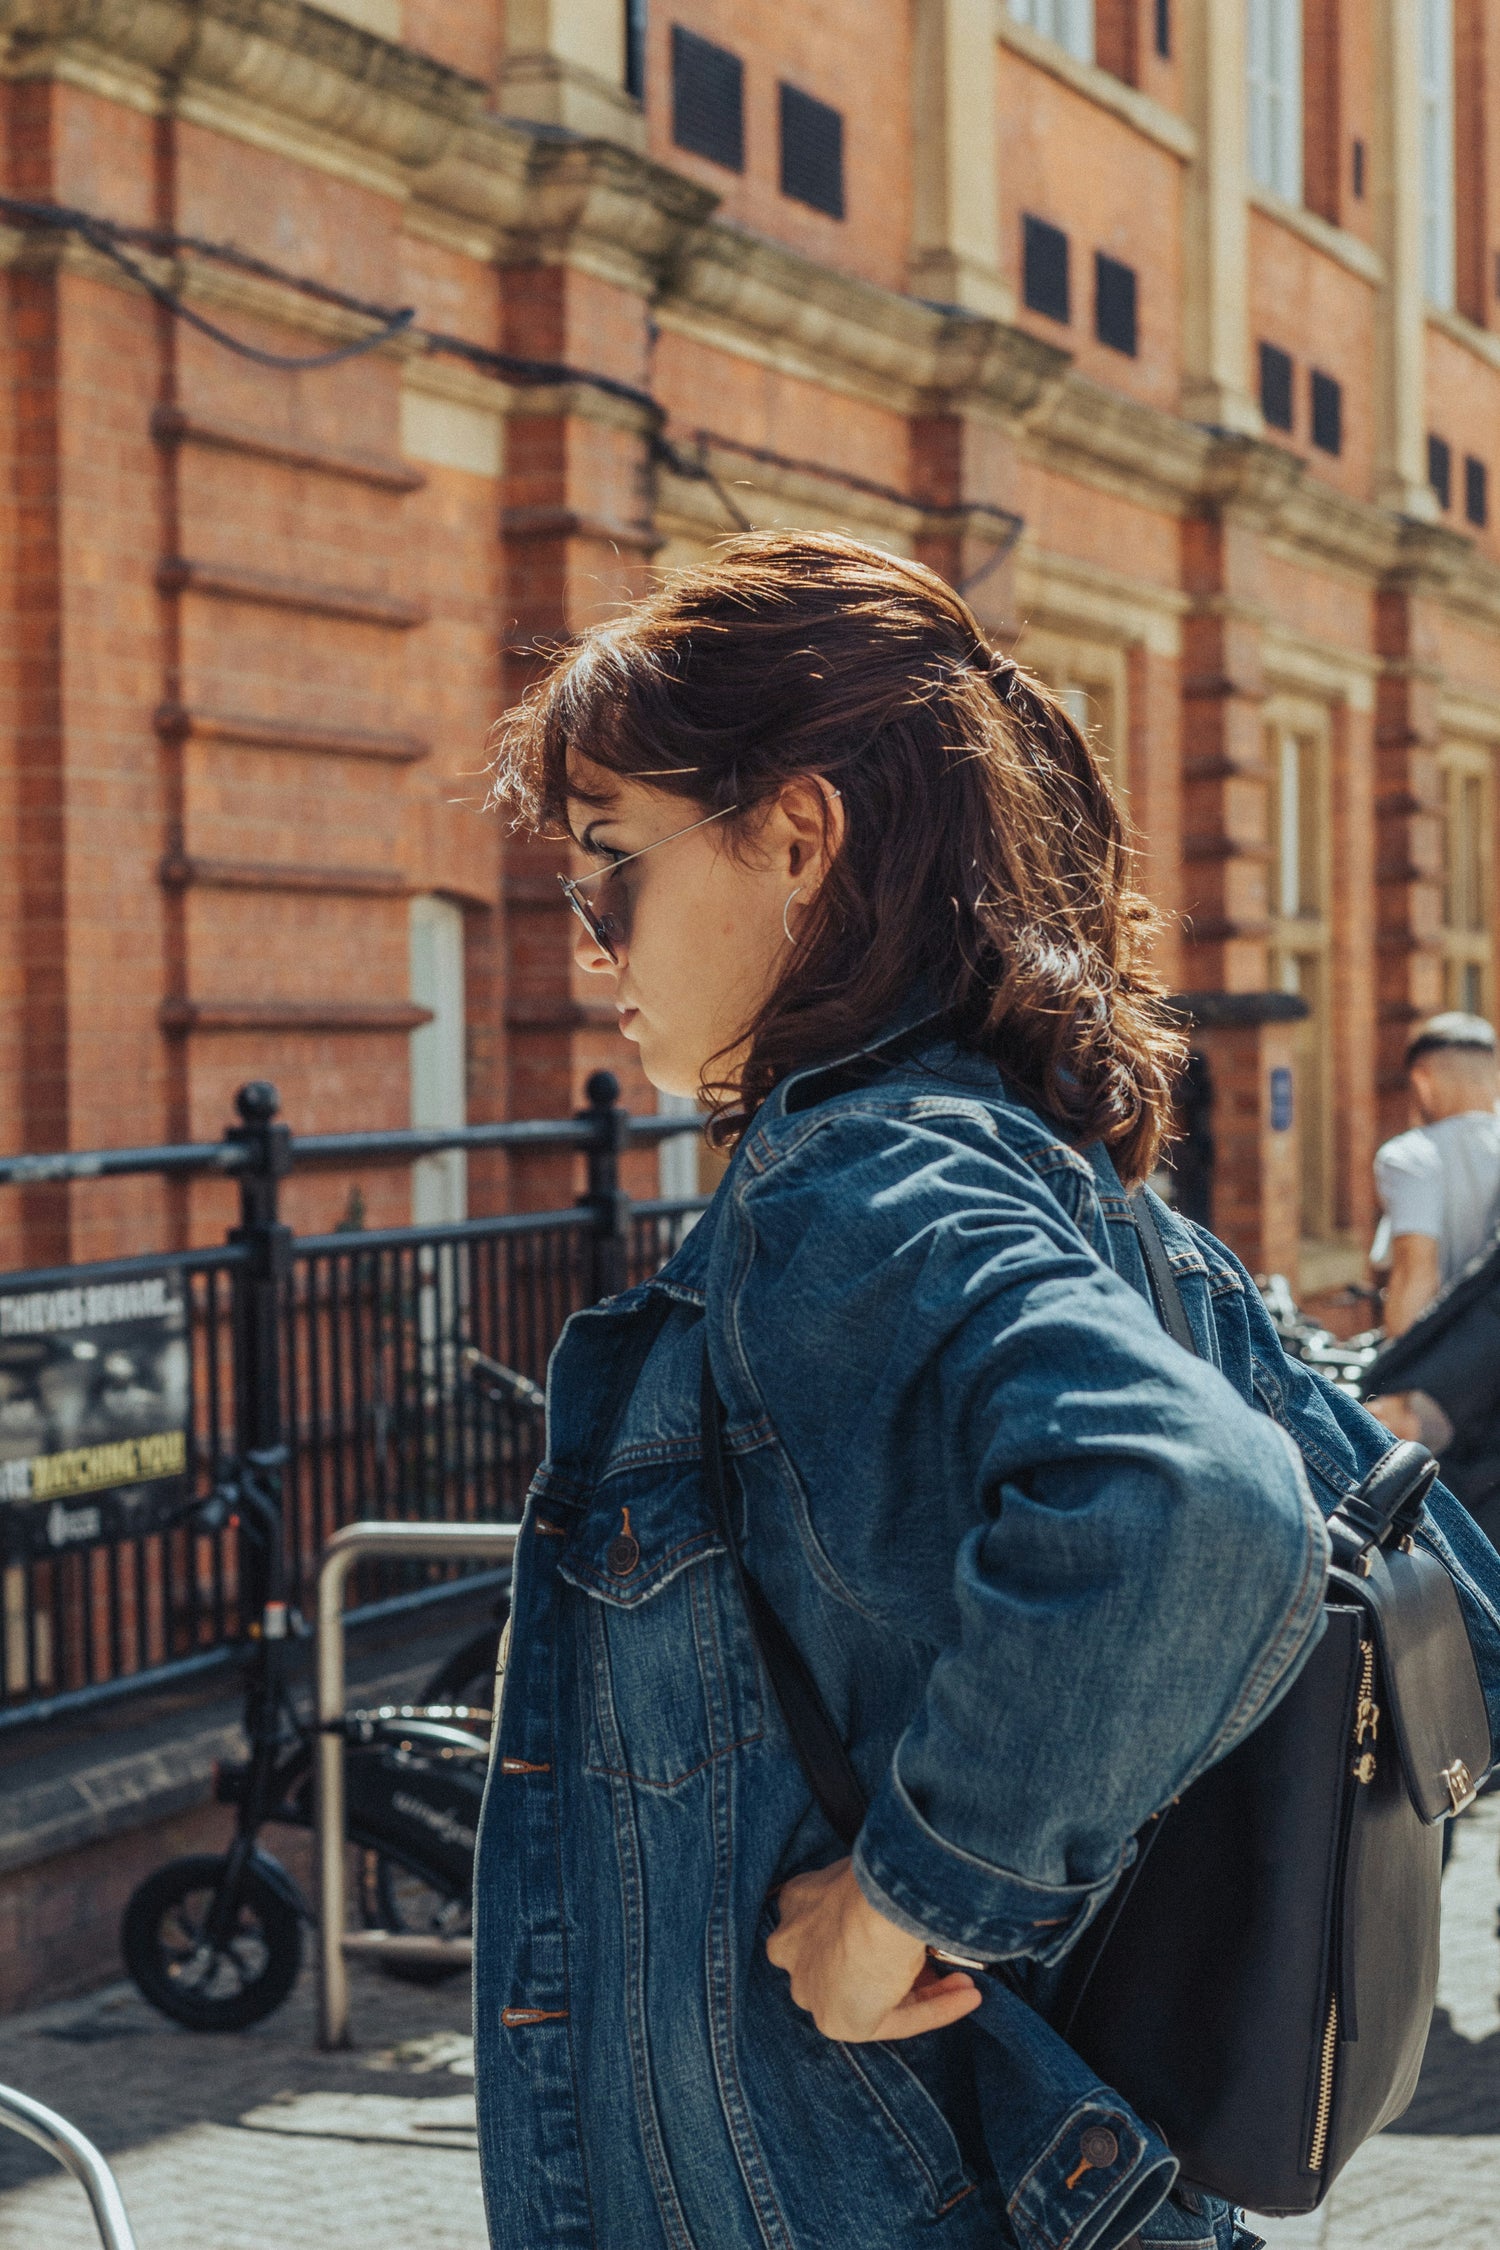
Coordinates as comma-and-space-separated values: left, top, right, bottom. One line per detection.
558, 803, 740, 964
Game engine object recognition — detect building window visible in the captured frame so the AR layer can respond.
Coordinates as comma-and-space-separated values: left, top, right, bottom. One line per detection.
1421, 0, 1456, 308
671, 26, 744, 171
1268, 720, 1334, 1242
1310, 370, 1342, 456
624, 0, 646, 101
1439, 745, 1492, 1016
1008, 0, 1094, 64
1352, 139, 1366, 199
1016, 632, 1125, 787
1465, 455, 1489, 529
1259, 341, 1294, 431
1429, 432, 1453, 509
1248, 0, 1303, 204
1094, 253, 1138, 355
409, 895, 467, 1226
779, 84, 844, 218
1154, 0, 1171, 60
1022, 215, 1070, 322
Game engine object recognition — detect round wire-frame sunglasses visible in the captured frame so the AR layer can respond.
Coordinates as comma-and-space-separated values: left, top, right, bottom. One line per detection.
558, 803, 740, 964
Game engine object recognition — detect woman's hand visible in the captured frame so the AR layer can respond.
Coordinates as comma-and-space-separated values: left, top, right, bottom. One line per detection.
765, 1858, 983, 2042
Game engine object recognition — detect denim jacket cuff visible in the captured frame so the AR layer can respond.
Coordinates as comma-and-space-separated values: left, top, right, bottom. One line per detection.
852, 1764, 1126, 1965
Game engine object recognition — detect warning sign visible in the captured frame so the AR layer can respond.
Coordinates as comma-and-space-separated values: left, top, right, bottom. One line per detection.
0, 1271, 192, 1558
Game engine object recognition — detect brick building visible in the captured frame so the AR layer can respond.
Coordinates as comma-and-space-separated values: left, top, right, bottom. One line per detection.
0, 0, 1498, 1292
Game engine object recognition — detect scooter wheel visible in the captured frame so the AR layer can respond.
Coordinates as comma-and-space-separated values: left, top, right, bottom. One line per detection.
121, 1853, 302, 2031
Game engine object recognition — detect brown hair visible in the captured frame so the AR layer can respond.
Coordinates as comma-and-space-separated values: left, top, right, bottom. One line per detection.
490, 532, 1183, 1182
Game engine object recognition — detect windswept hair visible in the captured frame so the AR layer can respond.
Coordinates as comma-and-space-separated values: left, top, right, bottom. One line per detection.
490, 532, 1184, 1182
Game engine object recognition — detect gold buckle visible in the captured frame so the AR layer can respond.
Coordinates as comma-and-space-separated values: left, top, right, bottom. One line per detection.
1443, 1760, 1477, 1816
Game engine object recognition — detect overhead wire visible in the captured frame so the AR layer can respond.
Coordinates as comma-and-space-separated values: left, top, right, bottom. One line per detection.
0, 194, 1024, 582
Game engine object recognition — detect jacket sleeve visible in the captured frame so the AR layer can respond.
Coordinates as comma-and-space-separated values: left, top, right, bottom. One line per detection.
726, 1105, 1330, 1965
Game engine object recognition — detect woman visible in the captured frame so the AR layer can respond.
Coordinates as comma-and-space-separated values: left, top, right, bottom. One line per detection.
475, 535, 1500, 2250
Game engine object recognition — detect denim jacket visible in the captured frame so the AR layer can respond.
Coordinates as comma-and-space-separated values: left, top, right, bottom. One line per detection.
473, 1022, 1500, 2250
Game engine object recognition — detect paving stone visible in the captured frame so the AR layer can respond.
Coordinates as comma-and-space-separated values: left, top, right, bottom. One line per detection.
3, 1798, 1499, 2249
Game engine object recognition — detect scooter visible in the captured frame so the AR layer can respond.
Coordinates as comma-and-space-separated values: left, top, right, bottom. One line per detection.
120, 1351, 543, 2031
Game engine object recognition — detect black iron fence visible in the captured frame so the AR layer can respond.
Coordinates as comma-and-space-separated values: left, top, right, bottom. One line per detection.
0, 1075, 705, 1727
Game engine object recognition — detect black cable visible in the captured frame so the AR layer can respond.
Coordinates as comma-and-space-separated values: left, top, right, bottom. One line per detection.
0, 194, 1026, 574
421, 329, 659, 419
0, 195, 413, 371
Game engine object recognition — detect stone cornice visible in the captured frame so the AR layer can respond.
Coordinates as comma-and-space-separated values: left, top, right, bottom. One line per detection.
657, 220, 1070, 419
7, 0, 1500, 637
0, 0, 485, 161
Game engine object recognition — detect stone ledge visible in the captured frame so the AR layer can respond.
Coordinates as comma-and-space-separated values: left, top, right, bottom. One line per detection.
0, 1709, 246, 1877
0, 1604, 496, 1880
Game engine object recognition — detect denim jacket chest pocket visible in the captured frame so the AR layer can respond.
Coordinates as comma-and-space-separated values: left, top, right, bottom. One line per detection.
557, 1454, 765, 1791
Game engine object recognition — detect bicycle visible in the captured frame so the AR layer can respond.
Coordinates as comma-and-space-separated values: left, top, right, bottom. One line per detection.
121, 1346, 544, 2030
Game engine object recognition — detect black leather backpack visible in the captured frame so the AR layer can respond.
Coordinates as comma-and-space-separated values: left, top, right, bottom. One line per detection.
700, 1194, 1492, 2218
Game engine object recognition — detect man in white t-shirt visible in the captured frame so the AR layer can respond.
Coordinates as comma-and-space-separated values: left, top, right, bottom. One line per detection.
1372, 1014, 1500, 1333
1367, 1013, 1500, 1446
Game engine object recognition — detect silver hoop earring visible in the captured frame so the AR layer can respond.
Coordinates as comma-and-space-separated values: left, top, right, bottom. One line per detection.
782, 887, 805, 945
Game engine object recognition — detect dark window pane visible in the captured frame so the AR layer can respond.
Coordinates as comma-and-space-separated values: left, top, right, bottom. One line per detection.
779, 83, 844, 218
1023, 215, 1070, 324
1094, 253, 1138, 355
1311, 370, 1342, 456
671, 25, 743, 171
625, 0, 647, 102
1259, 341, 1294, 431
1352, 138, 1365, 199
1465, 454, 1488, 528
1155, 0, 1171, 59
1429, 433, 1453, 509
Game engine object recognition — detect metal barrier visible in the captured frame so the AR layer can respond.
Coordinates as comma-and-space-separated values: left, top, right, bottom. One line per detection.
0, 1075, 703, 1725
0, 2082, 139, 2249
314, 1518, 521, 2049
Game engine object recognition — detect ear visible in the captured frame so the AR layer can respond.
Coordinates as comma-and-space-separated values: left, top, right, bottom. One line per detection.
773, 775, 846, 889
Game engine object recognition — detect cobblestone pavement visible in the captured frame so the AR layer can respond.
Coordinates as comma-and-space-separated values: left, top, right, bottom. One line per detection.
1, 1802, 1497, 2249
1256, 1786, 1500, 2250
0, 1952, 484, 2249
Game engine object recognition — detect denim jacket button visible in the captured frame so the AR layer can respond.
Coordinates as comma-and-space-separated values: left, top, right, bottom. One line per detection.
606, 1534, 640, 1577
1079, 2126, 1119, 2168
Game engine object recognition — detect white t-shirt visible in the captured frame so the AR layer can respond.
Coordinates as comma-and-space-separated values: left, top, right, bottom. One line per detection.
1372, 1108, 1500, 1285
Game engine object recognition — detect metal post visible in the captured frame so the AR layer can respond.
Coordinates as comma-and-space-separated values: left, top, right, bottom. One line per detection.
0, 2083, 140, 2250
315, 1519, 520, 2050
226, 1081, 294, 1460
225, 1083, 294, 1626
578, 1069, 630, 1301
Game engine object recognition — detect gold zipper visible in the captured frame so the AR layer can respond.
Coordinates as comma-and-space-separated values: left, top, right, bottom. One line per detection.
1352, 1638, 1379, 1784
1354, 1639, 1378, 1746
1310, 1639, 1377, 2172
1307, 1994, 1339, 2171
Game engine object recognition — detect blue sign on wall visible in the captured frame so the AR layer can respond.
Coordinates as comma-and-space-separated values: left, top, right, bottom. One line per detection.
1270, 1066, 1294, 1133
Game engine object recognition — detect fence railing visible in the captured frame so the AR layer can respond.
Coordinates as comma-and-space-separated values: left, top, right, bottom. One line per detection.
0, 1074, 705, 1727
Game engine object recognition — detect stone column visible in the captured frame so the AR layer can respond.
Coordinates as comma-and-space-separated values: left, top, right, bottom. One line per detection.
502, 0, 645, 151
1372, 531, 1464, 1143
1177, 440, 1305, 1278
1181, 0, 1260, 432
1372, 0, 1436, 516
909, 0, 1013, 318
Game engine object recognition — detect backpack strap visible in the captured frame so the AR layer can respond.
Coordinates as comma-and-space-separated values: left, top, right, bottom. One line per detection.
1130, 1189, 1199, 1358
699, 1340, 867, 1847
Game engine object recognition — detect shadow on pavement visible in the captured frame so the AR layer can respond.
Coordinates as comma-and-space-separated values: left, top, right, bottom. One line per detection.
1388, 2009, 1500, 2137
0, 1960, 474, 2191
